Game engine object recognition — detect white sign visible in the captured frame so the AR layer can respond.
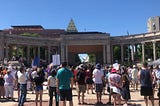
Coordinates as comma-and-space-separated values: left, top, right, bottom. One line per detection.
4, 58, 8, 64
52, 54, 60, 66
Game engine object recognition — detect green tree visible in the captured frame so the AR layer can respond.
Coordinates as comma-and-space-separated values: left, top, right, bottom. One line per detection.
88, 54, 96, 64
113, 45, 121, 62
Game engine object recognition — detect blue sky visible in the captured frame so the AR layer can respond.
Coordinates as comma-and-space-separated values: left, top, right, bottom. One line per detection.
0, 0, 159, 36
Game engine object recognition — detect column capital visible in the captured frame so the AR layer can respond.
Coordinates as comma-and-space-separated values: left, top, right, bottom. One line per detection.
120, 44, 124, 46
152, 40, 156, 43
141, 42, 145, 45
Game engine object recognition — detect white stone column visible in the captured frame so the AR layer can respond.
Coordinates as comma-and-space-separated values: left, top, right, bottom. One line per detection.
103, 44, 106, 64
5, 44, 9, 59
0, 40, 4, 60
45, 47, 47, 62
38, 46, 40, 59
131, 44, 134, 62
153, 41, 156, 61
48, 46, 51, 63
16, 46, 19, 57
111, 45, 114, 64
121, 44, 124, 64
60, 43, 65, 63
141, 42, 145, 62
33, 47, 36, 58
106, 44, 111, 64
66, 45, 68, 63
27, 45, 30, 64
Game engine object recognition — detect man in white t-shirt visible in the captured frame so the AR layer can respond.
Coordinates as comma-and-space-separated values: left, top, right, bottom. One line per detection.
131, 65, 139, 90
17, 66, 27, 106
92, 63, 104, 105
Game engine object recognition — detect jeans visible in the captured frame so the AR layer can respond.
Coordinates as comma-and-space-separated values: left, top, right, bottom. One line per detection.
49, 87, 58, 106
18, 84, 27, 106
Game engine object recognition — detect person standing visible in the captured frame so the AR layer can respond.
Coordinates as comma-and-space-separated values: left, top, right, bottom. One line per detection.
33, 68, 45, 106
0, 70, 5, 99
131, 65, 139, 91
138, 62, 154, 106
56, 62, 74, 106
106, 65, 112, 105
121, 68, 131, 105
85, 64, 94, 94
76, 64, 87, 105
109, 68, 122, 106
30, 67, 38, 94
17, 66, 27, 106
92, 63, 104, 105
15, 67, 21, 101
4, 69, 15, 101
47, 69, 58, 106
154, 65, 160, 97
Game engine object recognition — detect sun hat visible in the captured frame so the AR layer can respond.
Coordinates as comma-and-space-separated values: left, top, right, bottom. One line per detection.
111, 68, 117, 73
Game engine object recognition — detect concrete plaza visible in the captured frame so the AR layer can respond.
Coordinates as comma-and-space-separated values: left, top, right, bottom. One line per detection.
0, 87, 159, 106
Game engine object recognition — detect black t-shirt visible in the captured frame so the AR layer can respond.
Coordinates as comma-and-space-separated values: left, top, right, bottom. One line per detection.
34, 76, 44, 86
0, 77, 4, 86
76, 71, 86, 85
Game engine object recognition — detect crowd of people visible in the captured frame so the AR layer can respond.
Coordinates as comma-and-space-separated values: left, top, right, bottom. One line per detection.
0, 61, 160, 106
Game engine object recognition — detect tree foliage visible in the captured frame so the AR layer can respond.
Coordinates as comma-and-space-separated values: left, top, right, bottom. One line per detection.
20, 33, 39, 37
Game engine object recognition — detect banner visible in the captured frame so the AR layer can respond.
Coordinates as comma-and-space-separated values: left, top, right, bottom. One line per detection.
31, 56, 40, 68
52, 54, 60, 66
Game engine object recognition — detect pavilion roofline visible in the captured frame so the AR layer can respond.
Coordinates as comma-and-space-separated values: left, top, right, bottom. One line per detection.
65, 31, 107, 35
11, 25, 43, 28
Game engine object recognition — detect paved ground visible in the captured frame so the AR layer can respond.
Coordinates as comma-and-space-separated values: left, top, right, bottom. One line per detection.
0, 87, 160, 106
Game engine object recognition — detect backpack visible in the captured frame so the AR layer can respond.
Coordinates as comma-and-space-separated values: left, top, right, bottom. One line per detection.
76, 71, 81, 82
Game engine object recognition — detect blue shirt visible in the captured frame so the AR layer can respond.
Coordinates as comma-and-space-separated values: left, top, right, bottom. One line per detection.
56, 67, 73, 90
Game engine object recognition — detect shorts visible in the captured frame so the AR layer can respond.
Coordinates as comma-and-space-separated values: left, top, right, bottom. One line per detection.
76, 85, 86, 93
95, 84, 103, 92
60, 89, 72, 101
132, 78, 138, 84
35, 85, 43, 91
140, 86, 153, 96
